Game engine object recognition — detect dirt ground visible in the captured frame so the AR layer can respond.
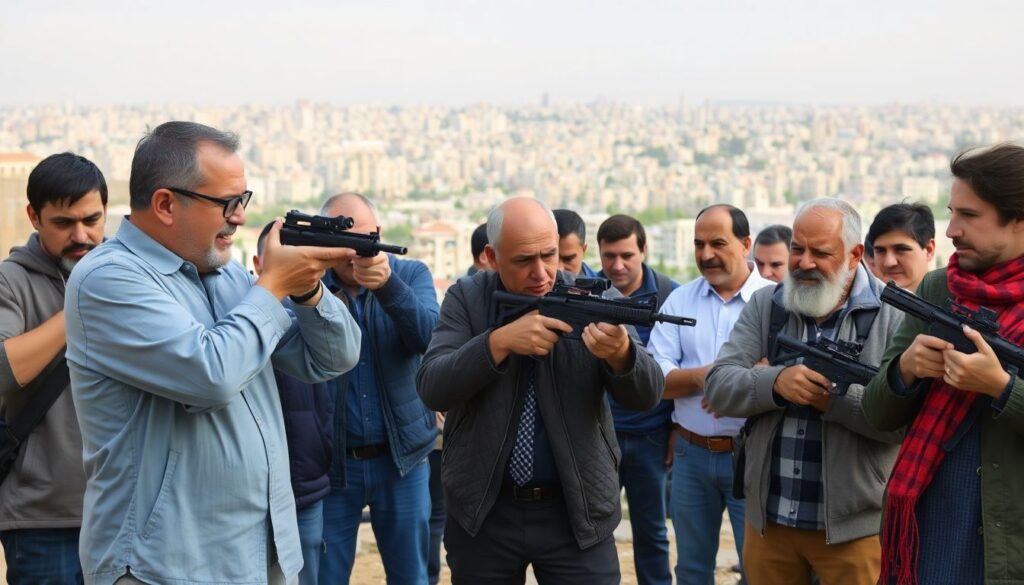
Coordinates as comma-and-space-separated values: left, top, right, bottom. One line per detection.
0, 514, 740, 584
350, 513, 743, 585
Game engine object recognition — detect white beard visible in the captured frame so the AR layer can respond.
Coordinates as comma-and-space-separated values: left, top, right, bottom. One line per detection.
783, 263, 854, 318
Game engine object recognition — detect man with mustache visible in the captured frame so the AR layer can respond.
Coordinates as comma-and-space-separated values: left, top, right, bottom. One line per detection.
705, 198, 904, 585
64, 121, 361, 585
864, 143, 1024, 585
0, 152, 106, 584
648, 204, 774, 585
596, 213, 677, 585
865, 203, 936, 293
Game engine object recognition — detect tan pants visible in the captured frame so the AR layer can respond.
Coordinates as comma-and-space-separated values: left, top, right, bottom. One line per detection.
743, 522, 881, 585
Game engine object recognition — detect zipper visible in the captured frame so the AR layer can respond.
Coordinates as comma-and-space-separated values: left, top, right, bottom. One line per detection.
551, 352, 595, 527
759, 416, 784, 536
822, 421, 831, 544
473, 360, 521, 522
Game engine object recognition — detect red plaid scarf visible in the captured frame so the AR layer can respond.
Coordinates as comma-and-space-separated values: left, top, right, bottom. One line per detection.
881, 253, 1024, 585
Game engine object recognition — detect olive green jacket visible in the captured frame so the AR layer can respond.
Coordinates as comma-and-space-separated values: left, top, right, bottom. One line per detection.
863, 268, 1024, 584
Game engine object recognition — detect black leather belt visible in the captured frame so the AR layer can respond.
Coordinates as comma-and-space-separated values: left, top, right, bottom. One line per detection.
501, 484, 562, 502
347, 443, 388, 460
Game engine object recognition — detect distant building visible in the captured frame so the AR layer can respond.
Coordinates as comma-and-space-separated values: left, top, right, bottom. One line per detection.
0, 152, 40, 259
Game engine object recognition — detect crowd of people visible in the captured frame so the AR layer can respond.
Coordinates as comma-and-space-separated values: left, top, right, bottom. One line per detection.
0, 119, 1021, 585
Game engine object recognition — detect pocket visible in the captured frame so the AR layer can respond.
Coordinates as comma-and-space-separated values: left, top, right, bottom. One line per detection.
142, 450, 180, 540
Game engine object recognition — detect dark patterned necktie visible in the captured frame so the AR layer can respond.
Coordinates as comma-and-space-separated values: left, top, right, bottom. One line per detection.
508, 376, 536, 487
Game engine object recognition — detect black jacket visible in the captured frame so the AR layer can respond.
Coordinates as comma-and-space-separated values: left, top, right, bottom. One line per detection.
274, 369, 332, 510
416, 270, 663, 549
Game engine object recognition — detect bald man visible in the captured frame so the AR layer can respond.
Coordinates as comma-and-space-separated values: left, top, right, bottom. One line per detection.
317, 192, 440, 585
417, 197, 663, 584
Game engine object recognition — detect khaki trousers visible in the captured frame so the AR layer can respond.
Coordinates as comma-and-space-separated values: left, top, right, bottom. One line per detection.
743, 521, 881, 585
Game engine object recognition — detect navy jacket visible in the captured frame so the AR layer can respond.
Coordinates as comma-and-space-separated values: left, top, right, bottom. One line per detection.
328, 256, 440, 486
274, 370, 333, 510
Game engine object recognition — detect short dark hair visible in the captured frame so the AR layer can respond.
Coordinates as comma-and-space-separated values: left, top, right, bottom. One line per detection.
597, 214, 646, 251
695, 204, 751, 240
471, 223, 488, 259
553, 209, 587, 242
754, 224, 792, 249
256, 221, 275, 256
129, 121, 240, 210
950, 143, 1024, 224
26, 152, 108, 215
866, 203, 935, 249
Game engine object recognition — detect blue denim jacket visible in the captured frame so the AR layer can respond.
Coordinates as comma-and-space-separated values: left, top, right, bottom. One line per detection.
326, 256, 439, 487
65, 219, 361, 585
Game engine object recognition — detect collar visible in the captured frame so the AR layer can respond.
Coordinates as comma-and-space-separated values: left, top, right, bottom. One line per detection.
597, 262, 658, 299
115, 217, 196, 276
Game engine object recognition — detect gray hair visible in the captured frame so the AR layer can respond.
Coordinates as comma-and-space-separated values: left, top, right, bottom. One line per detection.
320, 191, 380, 224
129, 121, 239, 210
795, 198, 861, 252
486, 197, 557, 250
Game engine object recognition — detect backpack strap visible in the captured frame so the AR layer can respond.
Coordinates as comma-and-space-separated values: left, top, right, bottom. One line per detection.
8, 354, 69, 444
654, 270, 673, 310
766, 283, 788, 360
767, 282, 879, 358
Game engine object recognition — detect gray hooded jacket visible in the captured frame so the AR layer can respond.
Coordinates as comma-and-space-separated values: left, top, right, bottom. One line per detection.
0, 234, 85, 529
705, 265, 904, 544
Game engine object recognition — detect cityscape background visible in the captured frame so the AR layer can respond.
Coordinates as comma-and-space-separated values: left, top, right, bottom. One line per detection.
2, 0, 1023, 293
2, 101, 1022, 292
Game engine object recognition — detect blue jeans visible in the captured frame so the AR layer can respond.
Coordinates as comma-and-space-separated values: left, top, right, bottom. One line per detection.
617, 430, 672, 585
319, 456, 430, 584
297, 500, 324, 585
427, 449, 446, 585
0, 527, 83, 585
671, 437, 745, 585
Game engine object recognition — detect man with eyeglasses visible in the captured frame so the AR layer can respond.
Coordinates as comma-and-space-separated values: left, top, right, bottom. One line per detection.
64, 121, 362, 585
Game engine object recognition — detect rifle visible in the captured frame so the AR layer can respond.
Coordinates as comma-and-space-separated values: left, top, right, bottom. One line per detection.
279, 210, 408, 257
493, 278, 696, 339
770, 333, 878, 396
880, 280, 1024, 373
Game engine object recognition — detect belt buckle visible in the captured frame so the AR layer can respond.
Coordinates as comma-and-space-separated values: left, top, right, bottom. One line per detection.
515, 487, 542, 501
351, 448, 364, 460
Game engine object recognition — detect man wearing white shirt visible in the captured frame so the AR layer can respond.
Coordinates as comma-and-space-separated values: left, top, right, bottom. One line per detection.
648, 204, 774, 585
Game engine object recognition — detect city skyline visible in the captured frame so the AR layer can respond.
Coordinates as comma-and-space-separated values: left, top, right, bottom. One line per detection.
3, 0, 1023, 107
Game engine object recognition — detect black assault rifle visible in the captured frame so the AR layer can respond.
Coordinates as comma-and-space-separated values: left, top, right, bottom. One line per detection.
880, 281, 1024, 373
493, 278, 696, 339
280, 210, 408, 257
771, 334, 878, 396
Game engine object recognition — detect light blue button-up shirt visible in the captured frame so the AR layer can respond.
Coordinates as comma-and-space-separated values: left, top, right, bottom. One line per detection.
648, 265, 773, 438
65, 219, 361, 585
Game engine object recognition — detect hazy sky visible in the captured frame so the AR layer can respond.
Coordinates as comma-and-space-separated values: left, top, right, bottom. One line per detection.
3, 0, 1022, 107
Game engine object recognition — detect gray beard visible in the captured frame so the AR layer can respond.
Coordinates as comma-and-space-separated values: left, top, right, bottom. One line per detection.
782, 263, 854, 318
59, 256, 79, 274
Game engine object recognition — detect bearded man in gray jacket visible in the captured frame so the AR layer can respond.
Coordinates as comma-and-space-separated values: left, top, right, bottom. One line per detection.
705, 198, 903, 585
417, 197, 663, 585
0, 152, 107, 584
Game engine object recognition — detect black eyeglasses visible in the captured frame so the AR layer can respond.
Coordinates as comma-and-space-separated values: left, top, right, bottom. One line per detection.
169, 187, 253, 218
